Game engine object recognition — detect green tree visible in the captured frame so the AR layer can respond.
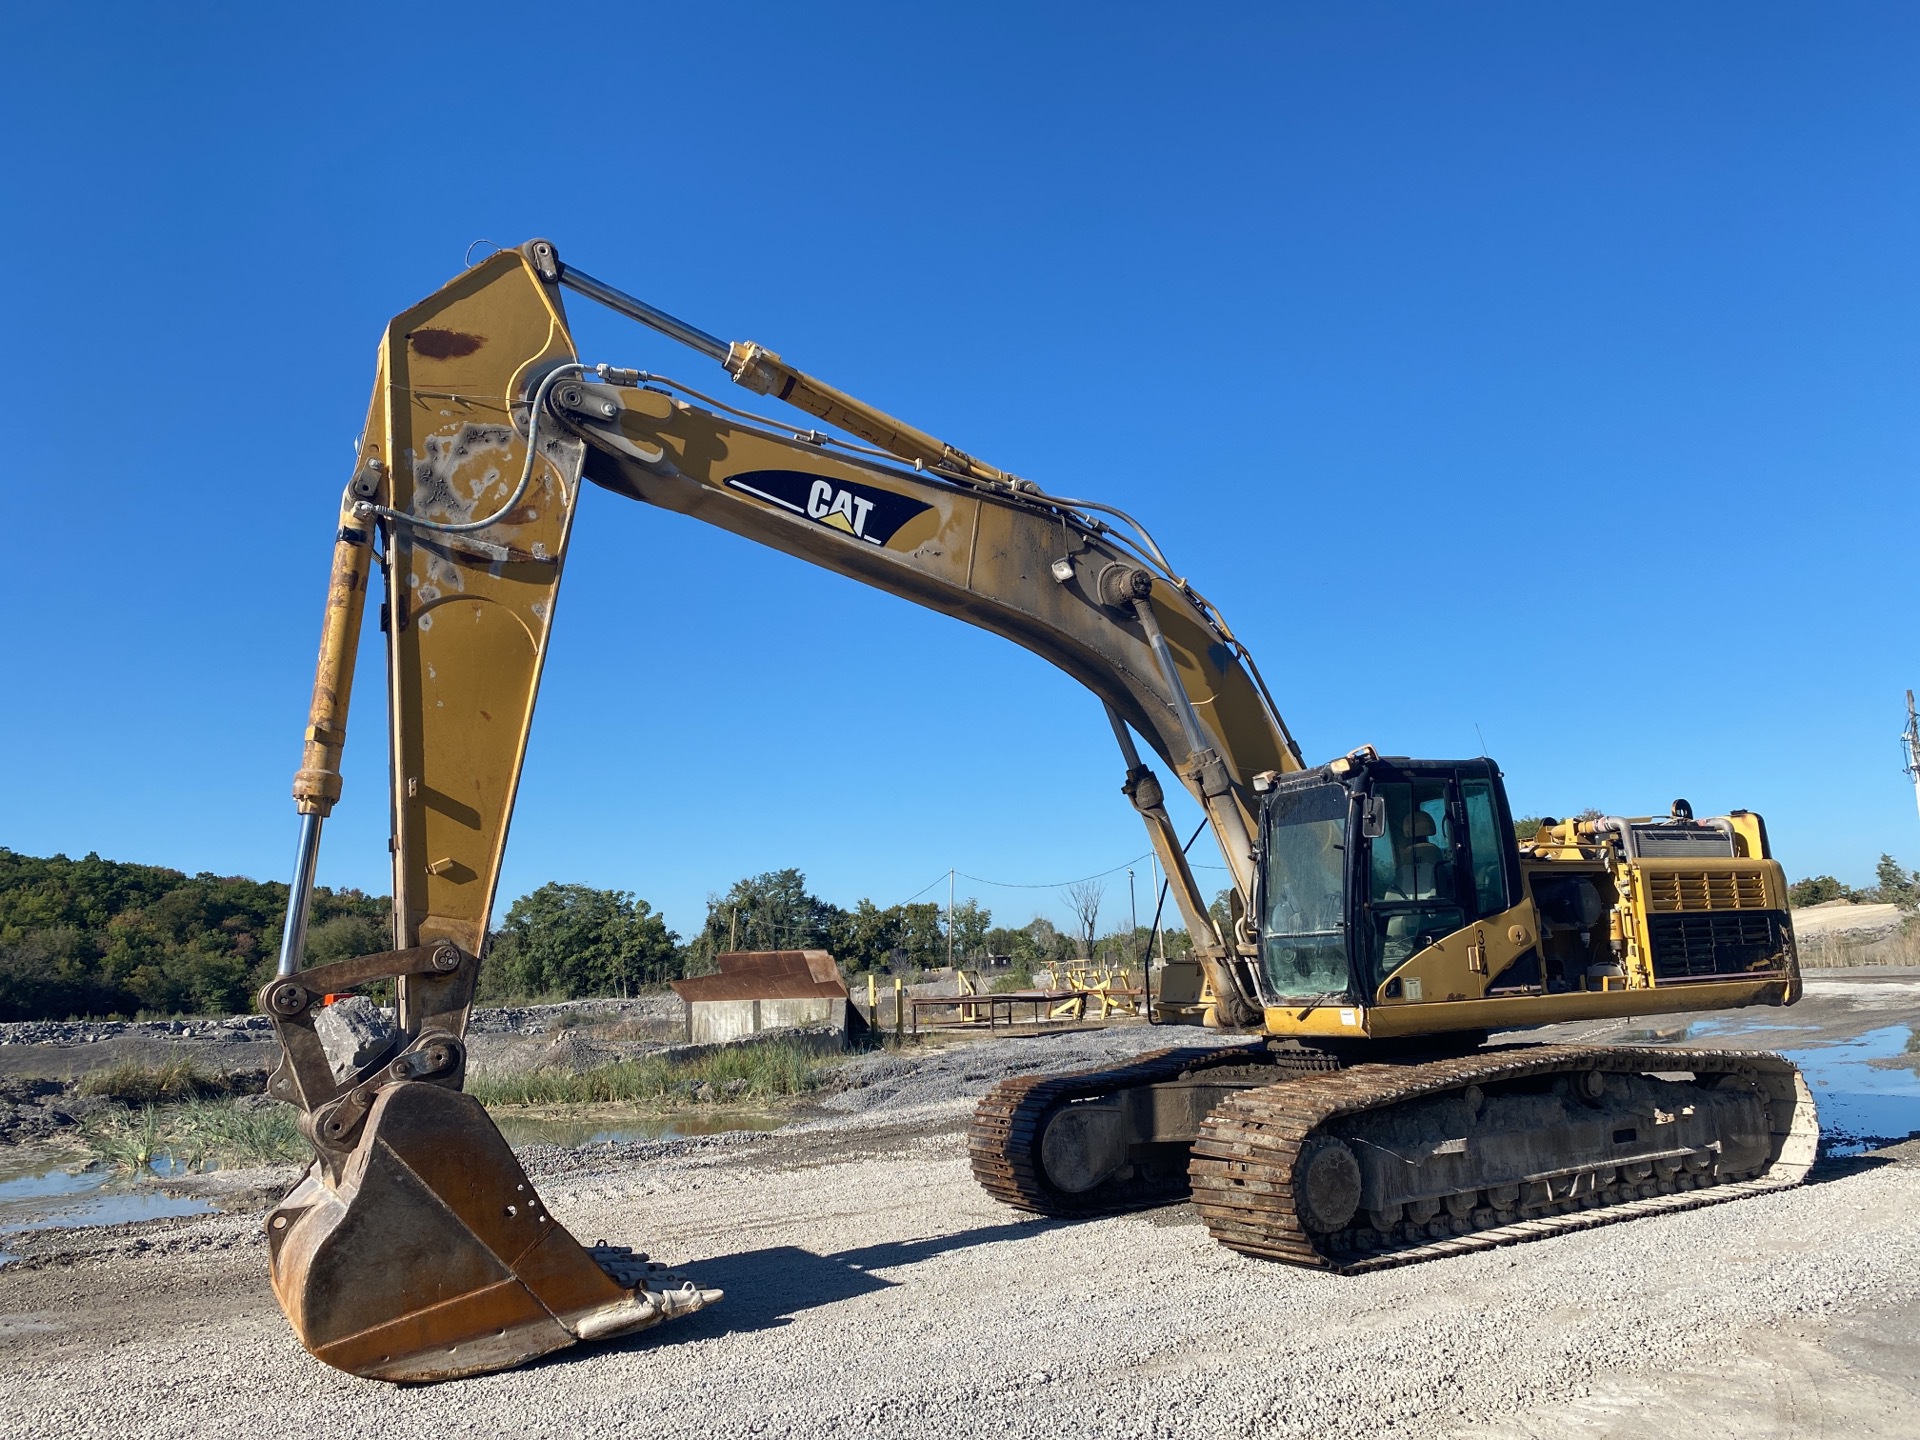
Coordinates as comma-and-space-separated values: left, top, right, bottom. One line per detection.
1873, 855, 1919, 911
683, 868, 845, 975
307, 912, 393, 967
831, 899, 901, 973
1030, 917, 1077, 966
1105, 923, 1180, 968
1788, 875, 1856, 908
1208, 887, 1234, 941
489, 883, 680, 999
948, 897, 991, 964
896, 902, 946, 969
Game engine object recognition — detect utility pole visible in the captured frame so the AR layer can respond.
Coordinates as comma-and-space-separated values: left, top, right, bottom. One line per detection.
1150, 853, 1167, 965
1905, 690, 1920, 823
947, 867, 956, 972
1127, 867, 1138, 969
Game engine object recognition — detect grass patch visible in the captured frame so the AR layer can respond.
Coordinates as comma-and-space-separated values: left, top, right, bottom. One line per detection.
1798, 916, 1920, 969
76, 1055, 220, 1104
468, 1036, 831, 1108
82, 1098, 304, 1173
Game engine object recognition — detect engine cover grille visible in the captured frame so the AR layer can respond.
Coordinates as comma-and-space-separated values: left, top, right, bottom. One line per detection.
1646, 869, 1772, 912
1646, 909, 1790, 980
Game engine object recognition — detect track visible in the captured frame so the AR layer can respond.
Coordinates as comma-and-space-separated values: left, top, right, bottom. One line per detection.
967, 1043, 1338, 1214
1188, 1044, 1818, 1272
969, 1042, 1818, 1272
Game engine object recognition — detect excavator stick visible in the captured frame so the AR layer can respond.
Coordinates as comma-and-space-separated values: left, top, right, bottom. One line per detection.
267, 248, 719, 1381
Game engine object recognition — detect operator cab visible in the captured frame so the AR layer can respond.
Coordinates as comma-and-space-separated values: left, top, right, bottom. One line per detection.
1253, 755, 1519, 1006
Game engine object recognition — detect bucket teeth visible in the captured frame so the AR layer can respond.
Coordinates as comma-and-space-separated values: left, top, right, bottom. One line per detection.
586, 1243, 725, 1311
562, 1269, 724, 1343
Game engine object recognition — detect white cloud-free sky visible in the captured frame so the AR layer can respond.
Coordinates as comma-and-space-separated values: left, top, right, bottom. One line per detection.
3, 4, 1915, 939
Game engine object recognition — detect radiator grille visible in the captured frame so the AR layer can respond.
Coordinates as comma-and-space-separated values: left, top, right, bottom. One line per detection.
1646, 910, 1788, 981
1645, 869, 1771, 913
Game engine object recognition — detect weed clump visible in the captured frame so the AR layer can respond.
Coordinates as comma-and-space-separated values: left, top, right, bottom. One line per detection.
82, 1099, 304, 1173
77, 1055, 217, 1104
468, 1036, 829, 1108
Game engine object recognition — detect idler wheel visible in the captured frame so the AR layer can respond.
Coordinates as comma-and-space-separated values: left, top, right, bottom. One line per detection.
1294, 1136, 1362, 1234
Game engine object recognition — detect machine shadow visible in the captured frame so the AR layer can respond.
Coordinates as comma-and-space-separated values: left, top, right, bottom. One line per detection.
1805, 1148, 1898, 1185
597, 1216, 1070, 1352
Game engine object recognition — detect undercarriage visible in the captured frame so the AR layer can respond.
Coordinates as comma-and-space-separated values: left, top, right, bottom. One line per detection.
968, 1042, 1817, 1269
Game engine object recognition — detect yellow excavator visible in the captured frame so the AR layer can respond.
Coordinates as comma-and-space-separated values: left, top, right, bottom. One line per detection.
265, 241, 1816, 1382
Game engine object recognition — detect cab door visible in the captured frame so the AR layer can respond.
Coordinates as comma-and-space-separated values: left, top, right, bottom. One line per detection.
1363, 763, 1520, 996
1364, 775, 1469, 988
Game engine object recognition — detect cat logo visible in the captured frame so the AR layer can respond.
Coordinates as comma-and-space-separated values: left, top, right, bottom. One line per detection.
724, 469, 933, 548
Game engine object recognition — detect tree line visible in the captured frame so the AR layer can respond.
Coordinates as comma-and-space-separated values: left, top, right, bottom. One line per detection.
12, 836, 1905, 1022
0, 847, 389, 1021
1788, 855, 1920, 911
0, 849, 1180, 1020
491, 867, 1179, 1000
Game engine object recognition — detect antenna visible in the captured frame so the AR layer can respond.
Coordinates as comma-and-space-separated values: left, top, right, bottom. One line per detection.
1904, 691, 1920, 824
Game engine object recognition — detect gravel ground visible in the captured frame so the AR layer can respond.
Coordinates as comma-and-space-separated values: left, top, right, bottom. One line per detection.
1, 981, 1916, 1439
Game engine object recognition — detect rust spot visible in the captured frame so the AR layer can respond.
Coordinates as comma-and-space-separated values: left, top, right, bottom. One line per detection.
407, 328, 486, 359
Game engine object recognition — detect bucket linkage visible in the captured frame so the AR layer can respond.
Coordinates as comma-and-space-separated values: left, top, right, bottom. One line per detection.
258, 943, 720, 1383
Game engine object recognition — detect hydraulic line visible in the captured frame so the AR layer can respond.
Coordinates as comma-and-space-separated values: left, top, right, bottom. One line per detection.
357, 363, 590, 536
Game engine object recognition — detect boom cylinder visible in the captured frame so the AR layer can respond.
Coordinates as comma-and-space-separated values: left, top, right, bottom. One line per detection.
281, 494, 377, 978
292, 506, 376, 816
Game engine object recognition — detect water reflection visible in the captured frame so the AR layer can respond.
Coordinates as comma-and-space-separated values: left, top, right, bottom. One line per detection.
0, 1157, 213, 1265
1783, 1024, 1920, 1156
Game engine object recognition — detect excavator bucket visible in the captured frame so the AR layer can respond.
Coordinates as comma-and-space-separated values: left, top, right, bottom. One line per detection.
265, 1083, 719, 1382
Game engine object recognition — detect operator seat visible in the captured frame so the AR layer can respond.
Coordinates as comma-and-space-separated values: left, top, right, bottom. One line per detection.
1397, 809, 1444, 900
1378, 809, 1455, 968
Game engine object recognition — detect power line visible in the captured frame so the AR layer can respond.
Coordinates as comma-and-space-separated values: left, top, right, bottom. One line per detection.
888, 872, 952, 908
953, 853, 1153, 890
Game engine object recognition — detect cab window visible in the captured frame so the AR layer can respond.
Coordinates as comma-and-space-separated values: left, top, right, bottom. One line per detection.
1370, 781, 1453, 902
1460, 778, 1511, 918
1366, 780, 1464, 982
1260, 783, 1350, 1000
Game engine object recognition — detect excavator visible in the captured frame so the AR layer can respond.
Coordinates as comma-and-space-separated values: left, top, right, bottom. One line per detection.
264, 240, 1816, 1382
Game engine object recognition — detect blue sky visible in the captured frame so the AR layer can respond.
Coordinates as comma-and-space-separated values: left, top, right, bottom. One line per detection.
2, 4, 1915, 940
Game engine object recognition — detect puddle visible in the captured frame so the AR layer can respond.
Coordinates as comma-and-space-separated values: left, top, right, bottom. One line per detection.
491, 1108, 786, 1149
1783, 1025, 1920, 1156
1617, 1024, 1697, 1044
0, 1157, 215, 1265
1685, 1017, 1819, 1040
